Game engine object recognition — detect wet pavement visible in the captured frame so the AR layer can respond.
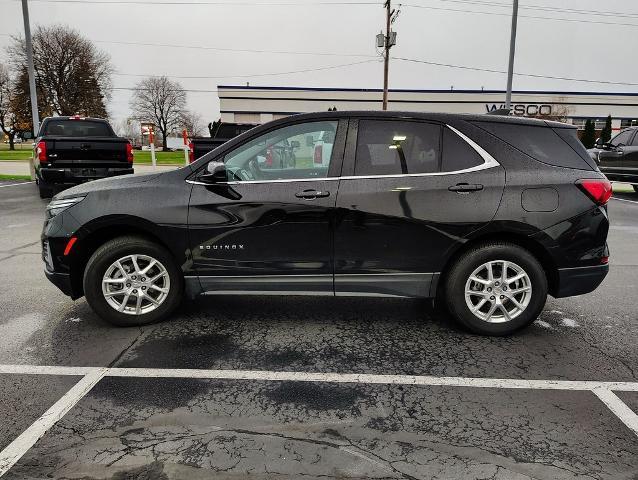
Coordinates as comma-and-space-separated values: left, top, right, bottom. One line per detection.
0, 180, 637, 479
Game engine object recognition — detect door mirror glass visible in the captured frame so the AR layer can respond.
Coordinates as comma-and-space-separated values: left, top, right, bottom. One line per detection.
200, 160, 227, 184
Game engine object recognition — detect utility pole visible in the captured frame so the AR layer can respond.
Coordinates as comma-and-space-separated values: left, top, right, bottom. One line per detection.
504, 0, 519, 111
21, 0, 40, 180
379, 1, 398, 110
382, 0, 391, 110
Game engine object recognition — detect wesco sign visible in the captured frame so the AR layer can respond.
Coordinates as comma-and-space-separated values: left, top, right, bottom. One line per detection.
486, 104, 553, 116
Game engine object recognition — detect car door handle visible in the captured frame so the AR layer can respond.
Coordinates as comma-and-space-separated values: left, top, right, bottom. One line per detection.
448, 183, 484, 193
295, 189, 330, 199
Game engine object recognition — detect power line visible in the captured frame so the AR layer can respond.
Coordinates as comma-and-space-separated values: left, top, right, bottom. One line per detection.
401, 3, 638, 28
96, 39, 376, 58
419, 0, 638, 20
394, 57, 638, 87
112, 59, 379, 86
17, 0, 380, 5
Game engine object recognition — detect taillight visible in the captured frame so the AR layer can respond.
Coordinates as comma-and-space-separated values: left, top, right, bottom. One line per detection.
576, 178, 612, 206
126, 142, 134, 164
188, 141, 194, 163
36, 141, 47, 164
314, 144, 323, 164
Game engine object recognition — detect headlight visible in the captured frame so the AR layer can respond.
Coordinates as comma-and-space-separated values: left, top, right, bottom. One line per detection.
46, 196, 86, 218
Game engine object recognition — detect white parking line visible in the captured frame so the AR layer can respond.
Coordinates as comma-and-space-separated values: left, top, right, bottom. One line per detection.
593, 388, 638, 437
612, 197, 638, 205
0, 364, 637, 477
0, 368, 106, 477
0, 182, 34, 188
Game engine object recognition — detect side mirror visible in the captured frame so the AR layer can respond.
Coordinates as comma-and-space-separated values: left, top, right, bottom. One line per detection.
199, 161, 227, 184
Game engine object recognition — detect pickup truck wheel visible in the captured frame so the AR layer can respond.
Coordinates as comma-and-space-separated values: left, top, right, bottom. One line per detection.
444, 242, 548, 336
38, 182, 53, 199
83, 236, 183, 326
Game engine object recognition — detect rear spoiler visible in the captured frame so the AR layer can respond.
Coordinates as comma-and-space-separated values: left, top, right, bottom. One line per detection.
486, 108, 511, 116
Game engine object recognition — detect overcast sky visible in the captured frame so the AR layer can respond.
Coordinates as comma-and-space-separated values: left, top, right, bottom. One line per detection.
1, 0, 637, 125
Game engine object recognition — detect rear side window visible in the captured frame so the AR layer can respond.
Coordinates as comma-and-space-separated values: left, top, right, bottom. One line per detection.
355, 120, 441, 176
441, 128, 484, 172
474, 121, 593, 170
43, 120, 112, 137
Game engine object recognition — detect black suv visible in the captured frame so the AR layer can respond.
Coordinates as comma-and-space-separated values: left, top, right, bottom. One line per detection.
588, 126, 638, 191
42, 112, 611, 336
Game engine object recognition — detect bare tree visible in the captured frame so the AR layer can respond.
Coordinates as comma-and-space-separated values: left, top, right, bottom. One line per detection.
180, 110, 204, 137
9, 24, 113, 127
130, 76, 186, 150
114, 117, 142, 146
0, 64, 18, 150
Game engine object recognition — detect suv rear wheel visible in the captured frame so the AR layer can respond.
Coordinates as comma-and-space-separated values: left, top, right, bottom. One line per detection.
444, 242, 548, 336
83, 236, 183, 326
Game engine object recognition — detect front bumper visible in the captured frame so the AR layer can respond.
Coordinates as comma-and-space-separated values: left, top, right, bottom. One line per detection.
554, 264, 609, 298
39, 167, 134, 184
44, 268, 74, 297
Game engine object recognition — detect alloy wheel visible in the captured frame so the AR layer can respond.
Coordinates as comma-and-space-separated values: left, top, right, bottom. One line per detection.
464, 260, 532, 323
101, 254, 171, 315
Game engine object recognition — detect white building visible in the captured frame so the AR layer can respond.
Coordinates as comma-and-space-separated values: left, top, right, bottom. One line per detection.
218, 85, 638, 133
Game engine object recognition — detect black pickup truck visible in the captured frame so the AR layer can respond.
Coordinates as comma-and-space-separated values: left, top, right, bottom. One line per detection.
189, 122, 255, 163
35, 116, 134, 198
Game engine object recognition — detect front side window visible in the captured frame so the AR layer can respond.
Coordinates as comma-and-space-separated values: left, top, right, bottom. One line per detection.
355, 120, 441, 176
222, 121, 337, 181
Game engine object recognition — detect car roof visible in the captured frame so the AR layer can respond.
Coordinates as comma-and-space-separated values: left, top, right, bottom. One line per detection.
42, 116, 109, 122
281, 110, 573, 129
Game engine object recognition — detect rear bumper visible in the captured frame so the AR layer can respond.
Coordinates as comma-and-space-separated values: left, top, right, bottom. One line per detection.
39, 167, 134, 184
554, 264, 609, 298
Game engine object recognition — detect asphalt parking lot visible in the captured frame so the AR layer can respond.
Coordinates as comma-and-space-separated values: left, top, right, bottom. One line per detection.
0, 180, 637, 479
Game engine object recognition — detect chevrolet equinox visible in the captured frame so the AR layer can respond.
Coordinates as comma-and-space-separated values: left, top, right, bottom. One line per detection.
42, 112, 611, 336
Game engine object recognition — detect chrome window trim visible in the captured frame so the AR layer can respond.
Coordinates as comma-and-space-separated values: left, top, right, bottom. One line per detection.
187, 123, 500, 186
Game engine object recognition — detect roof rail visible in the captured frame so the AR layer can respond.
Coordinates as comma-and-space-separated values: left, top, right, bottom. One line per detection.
486, 108, 511, 116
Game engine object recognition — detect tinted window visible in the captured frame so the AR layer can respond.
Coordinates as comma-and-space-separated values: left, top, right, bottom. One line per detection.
612, 129, 633, 147
631, 132, 638, 146
223, 120, 337, 181
475, 121, 592, 170
355, 120, 440, 176
441, 128, 483, 172
553, 127, 598, 170
43, 119, 112, 137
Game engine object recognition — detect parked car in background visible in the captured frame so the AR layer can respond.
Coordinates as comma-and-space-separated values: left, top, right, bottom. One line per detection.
588, 126, 638, 192
42, 111, 610, 336
189, 122, 255, 163
35, 116, 134, 198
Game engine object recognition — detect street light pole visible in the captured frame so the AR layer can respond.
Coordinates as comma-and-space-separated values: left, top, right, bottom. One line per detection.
21, 0, 40, 136
504, 0, 519, 111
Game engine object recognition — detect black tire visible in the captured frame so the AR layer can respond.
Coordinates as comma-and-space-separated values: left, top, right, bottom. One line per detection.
38, 182, 53, 199
443, 242, 548, 336
83, 236, 183, 326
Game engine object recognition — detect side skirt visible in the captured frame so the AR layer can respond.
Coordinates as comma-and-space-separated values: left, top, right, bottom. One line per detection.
185, 273, 439, 299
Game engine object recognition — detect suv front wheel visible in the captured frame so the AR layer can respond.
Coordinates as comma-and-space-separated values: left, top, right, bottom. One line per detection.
443, 242, 548, 336
83, 236, 183, 326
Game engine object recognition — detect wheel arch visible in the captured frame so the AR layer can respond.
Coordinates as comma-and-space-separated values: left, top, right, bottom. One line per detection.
68, 217, 179, 299
436, 231, 559, 299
